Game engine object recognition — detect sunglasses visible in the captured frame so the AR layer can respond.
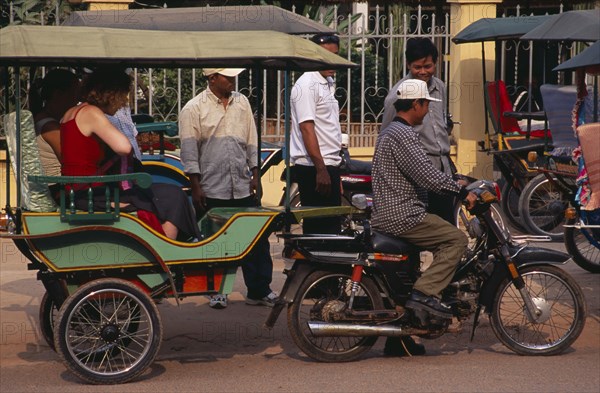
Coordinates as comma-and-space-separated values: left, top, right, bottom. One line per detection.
312, 35, 340, 45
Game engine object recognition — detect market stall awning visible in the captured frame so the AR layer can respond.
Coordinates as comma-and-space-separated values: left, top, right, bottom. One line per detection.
62, 5, 335, 35
0, 25, 356, 70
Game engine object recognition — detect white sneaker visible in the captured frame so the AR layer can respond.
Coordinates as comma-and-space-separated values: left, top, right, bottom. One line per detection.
209, 294, 228, 309
245, 291, 279, 307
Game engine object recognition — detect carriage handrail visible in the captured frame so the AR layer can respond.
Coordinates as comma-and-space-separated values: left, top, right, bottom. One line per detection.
29, 173, 153, 224
29, 173, 153, 188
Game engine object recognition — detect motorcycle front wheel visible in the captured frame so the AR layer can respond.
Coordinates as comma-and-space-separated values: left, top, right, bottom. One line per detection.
287, 270, 383, 362
490, 265, 586, 355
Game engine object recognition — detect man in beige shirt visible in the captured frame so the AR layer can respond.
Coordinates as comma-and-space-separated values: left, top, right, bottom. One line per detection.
179, 68, 277, 309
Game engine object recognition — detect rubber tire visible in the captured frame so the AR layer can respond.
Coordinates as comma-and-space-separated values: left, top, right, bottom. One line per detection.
489, 265, 586, 355
39, 292, 58, 351
287, 270, 384, 362
564, 218, 600, 273
54, 278, 162, 385
518, 174, 566, 241
501, 183, 526, 232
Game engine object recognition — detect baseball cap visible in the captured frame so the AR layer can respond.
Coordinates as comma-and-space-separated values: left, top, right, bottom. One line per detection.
397, 79, 441, 102
202, 68, 245, 77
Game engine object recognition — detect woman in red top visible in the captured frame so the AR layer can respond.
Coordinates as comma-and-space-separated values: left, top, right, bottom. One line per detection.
61, 68, 201, 241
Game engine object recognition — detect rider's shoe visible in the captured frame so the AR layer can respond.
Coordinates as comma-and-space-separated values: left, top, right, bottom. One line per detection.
406, 290, 452, 319
245, 291, 278, 307
384, 336, 426, 357
209, 294, 228, 309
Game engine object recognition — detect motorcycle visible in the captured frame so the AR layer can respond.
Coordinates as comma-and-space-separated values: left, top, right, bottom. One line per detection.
266, 180, 587, 361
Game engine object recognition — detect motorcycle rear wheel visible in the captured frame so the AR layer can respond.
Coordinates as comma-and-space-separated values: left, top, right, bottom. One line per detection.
490, 265, 586, 355
287, 270, 383, 362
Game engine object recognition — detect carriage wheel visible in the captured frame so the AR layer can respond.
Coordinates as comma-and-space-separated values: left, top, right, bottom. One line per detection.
501, 182, 526, 232
39, 292, 59, 351
54, 278, 162, 385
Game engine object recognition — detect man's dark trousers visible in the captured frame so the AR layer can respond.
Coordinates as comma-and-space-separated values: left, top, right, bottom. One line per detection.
205, 195, 273, 299
293, 164, 342, 234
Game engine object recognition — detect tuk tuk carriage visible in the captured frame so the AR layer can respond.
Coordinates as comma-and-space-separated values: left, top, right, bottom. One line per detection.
0, 24, 355, 384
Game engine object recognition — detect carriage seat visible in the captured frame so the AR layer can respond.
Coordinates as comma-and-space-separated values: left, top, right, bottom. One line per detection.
4, 110, 57, 212
485, 80, 551, 140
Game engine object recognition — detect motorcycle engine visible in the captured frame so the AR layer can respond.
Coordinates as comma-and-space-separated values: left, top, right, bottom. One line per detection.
447, 275, 480, 319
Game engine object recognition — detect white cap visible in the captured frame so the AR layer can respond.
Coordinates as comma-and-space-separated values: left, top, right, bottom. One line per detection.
397, 79, 441, 102
203, 68, 245, 77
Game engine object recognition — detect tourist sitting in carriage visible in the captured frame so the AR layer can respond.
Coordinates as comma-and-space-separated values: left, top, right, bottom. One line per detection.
60, 67, 201, 241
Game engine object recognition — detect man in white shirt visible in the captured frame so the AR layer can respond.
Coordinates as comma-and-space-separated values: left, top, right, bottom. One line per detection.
179, 68, 277, 309
290, 34, 343, 234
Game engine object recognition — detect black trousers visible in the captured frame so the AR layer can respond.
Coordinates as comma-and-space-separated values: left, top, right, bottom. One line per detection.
204, 195, 273, 300
292, 164, 342, 234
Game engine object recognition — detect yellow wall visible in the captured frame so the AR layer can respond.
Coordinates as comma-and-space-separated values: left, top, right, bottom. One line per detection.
448, 0, 500, 180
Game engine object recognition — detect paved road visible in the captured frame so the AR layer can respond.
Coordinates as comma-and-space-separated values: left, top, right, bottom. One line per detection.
0, 236, 598, 392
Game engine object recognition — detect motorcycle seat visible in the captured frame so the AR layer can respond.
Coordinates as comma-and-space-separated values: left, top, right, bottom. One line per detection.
371, 231, 415, 254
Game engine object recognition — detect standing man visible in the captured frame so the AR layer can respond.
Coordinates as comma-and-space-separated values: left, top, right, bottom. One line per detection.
381, 38, 456, 224
179, 68, 277, 309
373, 79, 476, 357
290, 33, 343, 234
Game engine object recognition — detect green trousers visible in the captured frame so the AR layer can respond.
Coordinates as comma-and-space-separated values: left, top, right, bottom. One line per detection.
398, 213, 468, 297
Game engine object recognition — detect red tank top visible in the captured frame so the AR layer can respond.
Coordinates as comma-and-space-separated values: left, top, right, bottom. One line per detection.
60, 105, 109, 189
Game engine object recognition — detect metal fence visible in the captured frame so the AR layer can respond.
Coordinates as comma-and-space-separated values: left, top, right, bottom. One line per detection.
0, 2, 572, 148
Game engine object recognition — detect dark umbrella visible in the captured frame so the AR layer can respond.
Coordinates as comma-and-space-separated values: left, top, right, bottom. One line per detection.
553, 40, 600, 71
452, 15, 552, 44
521, 9, 600, 42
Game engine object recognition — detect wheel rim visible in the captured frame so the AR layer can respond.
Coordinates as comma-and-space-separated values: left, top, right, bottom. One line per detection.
525, 179, 566, 235
296, 275, 376, 354
496, 270, 580, 350
65, 288, 153, 376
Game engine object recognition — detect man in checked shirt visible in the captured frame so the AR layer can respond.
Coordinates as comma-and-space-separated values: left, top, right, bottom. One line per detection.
372, 79, 477, 356
381, 38, 457, 225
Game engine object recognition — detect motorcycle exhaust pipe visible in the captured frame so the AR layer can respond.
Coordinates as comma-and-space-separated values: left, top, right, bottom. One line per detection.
308, 321, 407, 337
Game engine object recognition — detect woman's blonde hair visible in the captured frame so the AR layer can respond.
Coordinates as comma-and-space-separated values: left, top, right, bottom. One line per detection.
83, 67, 131, 112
